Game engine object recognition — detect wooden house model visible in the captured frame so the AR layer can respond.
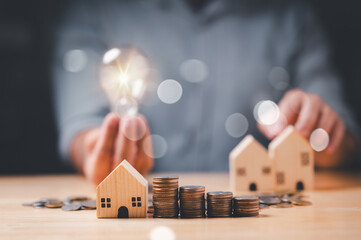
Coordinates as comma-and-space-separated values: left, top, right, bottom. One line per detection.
269, 126, 314, 191
229, 126, 314, 193
96, 160, 148, 218
229, 135, 274, 192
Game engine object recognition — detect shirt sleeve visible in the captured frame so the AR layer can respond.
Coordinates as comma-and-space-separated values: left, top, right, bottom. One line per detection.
289, 5, 360, 146
52, 0, 109, 162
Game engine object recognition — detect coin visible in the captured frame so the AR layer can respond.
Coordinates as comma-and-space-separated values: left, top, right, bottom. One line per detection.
81, 200, 96, 209
207, 191, 233, 218
152, 176, 179, 218
32, 201, 46, 208
180, 185, 205, 218
61, 203, 82, 211
66, 196, 90, 202
259, 204, 270, 209
292, 199, 312, 206
233, 195, 259, 217
45, 200, 64, 208
259, 196, 281, 205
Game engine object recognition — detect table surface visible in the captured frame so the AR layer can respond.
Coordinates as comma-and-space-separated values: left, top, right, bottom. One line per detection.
1, 171, 361, 240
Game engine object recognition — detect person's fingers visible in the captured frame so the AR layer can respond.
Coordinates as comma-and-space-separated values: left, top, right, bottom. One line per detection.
258, 89, 303, 139
317, 106, 337, 135
113, 116, 138, 169
278, 90, 303, 127
134, 115, 154, 175
327, 117, 345, 153
83, 128, 101, 153
294, 94, 323, 138
85, 113, 119, 185
93, 113, 120, 157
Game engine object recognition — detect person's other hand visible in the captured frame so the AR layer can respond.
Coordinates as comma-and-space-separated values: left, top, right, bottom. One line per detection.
71, 113, 153, 185
258, 89, 345, 155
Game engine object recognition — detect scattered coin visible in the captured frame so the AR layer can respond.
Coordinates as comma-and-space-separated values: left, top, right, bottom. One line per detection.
81, 200, 96, 209
67, 196, 90, 202
62, 203, 82, 211
292, 199, 312, 206
45, 200, 64, 208
259, 204, 269, 209
40, 198, 60, 203
259, 196, 281, 205
23, 196, 96, 211
147, 204, 154, 214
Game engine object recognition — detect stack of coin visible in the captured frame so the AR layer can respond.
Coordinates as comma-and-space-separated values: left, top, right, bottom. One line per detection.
179, 186, 205, 218
207, 191, 233, 217
152, 176, 179, 218
233, 196, 259, 217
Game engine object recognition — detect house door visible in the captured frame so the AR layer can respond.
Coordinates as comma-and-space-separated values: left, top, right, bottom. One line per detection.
117, 206, 129, 218
296, 181, 304, 191
249, 183, 257, 191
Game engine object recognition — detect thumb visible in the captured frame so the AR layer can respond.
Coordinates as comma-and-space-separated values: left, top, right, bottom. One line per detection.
258, 90, 303, 139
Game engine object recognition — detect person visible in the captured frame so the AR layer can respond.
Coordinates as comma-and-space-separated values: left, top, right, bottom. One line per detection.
53, 0, 359, 185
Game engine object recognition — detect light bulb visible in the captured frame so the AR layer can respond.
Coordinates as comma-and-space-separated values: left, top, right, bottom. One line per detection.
100, 47, 151, 117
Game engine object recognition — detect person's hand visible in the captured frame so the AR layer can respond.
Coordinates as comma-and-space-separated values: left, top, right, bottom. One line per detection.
258, 89, 346, 154
71, 113, 153, 185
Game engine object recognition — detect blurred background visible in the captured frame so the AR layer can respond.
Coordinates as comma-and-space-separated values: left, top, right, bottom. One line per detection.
0, 0, 360, 175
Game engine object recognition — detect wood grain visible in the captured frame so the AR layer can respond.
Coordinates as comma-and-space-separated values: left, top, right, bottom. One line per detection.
229, 135, 274, 193
96, 160, 147, 218
1, 171, 361, 240
269, 126, 315, 191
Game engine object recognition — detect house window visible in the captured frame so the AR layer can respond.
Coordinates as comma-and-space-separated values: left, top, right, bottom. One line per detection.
262, 166, 271, 175
237, 168, 246, 176
301, 152, 310, 166
131, 196, 142, 207
101, 198, 111, 208
276, 172, 285, 185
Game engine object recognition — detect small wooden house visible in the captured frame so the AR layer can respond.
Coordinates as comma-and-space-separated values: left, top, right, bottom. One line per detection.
269, 126, 314, 191
229, 135, 274, 193
96, 160, 148, 218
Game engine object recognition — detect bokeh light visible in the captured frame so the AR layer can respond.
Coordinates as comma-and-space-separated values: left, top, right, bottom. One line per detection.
149, 226, 175, 240
102, 48, 121, 64
143, 134, 168, 158
180, 59, 208, 83
157, 79, 183, 104
225, 113, 249, 138
63, 49, 87, 72
310, 128, 329, 152
121, 114, 147, 141
253, 100, 280, 125
268, 66, 290, 90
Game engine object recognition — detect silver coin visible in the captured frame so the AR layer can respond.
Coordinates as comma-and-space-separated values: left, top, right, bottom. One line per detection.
81, 200, 96, 209
62, 203, 82, 211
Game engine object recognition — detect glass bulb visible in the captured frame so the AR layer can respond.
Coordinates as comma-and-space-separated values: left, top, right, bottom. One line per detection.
114, 96, 138, 117
100, 47, 151, 116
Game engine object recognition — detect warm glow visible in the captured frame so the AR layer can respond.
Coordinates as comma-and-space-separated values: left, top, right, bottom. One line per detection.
100, 47, 150, 116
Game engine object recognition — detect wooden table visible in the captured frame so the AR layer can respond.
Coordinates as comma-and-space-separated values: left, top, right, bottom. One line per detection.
1, 171, 361, 240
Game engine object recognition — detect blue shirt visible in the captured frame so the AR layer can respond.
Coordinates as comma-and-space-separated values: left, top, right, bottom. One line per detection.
53, 0, 359, 171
